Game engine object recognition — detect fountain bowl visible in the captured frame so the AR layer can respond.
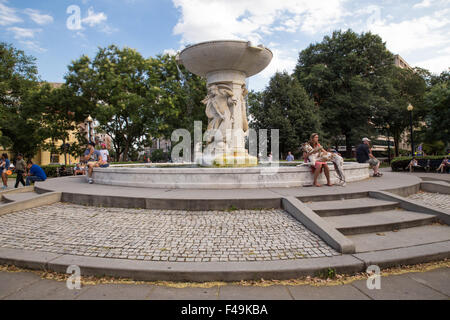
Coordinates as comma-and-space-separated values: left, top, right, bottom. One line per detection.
177, 40, 273, 79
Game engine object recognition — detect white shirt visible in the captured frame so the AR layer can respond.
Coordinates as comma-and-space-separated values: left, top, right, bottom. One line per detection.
99, 149, 109, 162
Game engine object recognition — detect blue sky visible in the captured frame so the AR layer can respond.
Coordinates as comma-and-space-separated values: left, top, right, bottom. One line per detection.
1, 0, 449, 91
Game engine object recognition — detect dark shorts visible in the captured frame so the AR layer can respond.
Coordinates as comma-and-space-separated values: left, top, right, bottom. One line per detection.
100, 164, 110, 168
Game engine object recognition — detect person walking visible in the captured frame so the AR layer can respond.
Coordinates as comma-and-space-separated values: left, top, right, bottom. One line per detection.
306, 133, 333, 187
14, 154, 26, 188
356, 138, 382, 177
1, 153, 11, 190
25, 161, 47, 186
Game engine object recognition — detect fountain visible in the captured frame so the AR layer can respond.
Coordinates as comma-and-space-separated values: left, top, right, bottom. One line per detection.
176, 40, 273, 166
91, 40, 370, 189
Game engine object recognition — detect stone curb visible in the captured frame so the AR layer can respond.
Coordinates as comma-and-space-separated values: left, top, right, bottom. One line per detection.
369, 190, 450, 225
353, 241, 450, 269
281, 197, 355, 254
0, 241, 449, 281
420, 181, 450, 195
0, 192, 62, 216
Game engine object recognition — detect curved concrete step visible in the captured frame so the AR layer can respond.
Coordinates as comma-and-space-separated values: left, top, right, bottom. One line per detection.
2, 192, 45, 203
324, 210, 437, 235
348, 225, 450, 253
306, 198, 400, 217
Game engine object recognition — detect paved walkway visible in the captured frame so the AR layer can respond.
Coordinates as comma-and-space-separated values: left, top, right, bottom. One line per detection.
0, 267, 448, 300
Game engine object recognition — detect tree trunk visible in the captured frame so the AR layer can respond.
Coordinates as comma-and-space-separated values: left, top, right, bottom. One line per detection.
393, 131, 400, 158
345, 133, 352, 159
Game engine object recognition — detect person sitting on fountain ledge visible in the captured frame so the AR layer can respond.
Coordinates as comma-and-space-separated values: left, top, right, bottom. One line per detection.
305, 133, 333, 187
356, 138, 382, 177
83, 141, 103, 184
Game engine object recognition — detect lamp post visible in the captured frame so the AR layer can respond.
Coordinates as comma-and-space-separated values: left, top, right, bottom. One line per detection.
407, 104, 414, 157
386, 124, 391, 164
86, 115, 93, 143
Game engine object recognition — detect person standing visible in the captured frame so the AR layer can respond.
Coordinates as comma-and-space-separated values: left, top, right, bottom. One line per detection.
286, 152, 294, 162
306, 133, 333, 187
1, 153, 11, 190
25, 161, 47, 186
356, 138, 382, 177
14, 154, 26, 188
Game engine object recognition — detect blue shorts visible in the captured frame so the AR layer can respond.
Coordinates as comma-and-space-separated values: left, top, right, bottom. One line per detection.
100, 164, 110, 168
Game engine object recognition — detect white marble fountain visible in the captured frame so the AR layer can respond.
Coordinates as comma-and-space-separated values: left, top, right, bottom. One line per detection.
92, 40, 370, 189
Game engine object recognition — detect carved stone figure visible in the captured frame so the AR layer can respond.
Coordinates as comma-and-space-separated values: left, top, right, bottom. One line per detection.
202, 84, 236, 152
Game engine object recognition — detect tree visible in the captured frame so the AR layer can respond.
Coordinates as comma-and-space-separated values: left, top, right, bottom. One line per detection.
65, 45, 155, 161
422, 69, 450, 148
249, 72, 321, 157
0, 43, 44, 159
294, 29, 394, 157
144, 54, 207, 154
65, 46, 208, 162
372, 66, 427, 156
31, 83, 88, 164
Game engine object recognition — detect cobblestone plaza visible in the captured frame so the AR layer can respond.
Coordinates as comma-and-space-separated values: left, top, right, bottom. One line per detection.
0, 203, 339, 262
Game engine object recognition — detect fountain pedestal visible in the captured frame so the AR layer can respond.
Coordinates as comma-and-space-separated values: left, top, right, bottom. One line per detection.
177, 40, 273, 166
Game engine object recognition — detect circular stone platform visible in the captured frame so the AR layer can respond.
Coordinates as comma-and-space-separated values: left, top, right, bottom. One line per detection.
2, 172, 449, 282
91, 163, 370, 189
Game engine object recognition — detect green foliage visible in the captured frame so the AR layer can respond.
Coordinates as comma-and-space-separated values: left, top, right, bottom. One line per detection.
0, 43, 42, 159
316, 268, 337, 279
150, 149, 169, 163
372, 67, 427, 157
422, 70, 450, 146
294, 30, 395, 157
65, 47, 207, 162
422, 141, 446, 155
249, 72, 321, 157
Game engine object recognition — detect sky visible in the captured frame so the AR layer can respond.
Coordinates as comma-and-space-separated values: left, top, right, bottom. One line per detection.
1, 0, 449, 91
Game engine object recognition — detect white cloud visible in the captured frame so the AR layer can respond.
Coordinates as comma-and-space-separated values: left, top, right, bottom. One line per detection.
163, 48, 177, 56
367, 9, 450, 54
0, 1, 22, 26
7, 27, 42, 39
415, 53, 450, 74
258, 48, 297, 80
172, 0, 347, 45
413, 0, 432, 8
19, 40, 47, 53
82, 7, 107, 27
24, 8, 53, 25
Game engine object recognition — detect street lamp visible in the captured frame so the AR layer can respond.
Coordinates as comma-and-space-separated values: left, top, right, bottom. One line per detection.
407, 103, 414, 157
386, 124, 391, 164
86, 115, 93, 143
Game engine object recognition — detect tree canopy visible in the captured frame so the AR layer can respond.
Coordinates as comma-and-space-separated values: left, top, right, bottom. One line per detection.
249, 72, 321, 157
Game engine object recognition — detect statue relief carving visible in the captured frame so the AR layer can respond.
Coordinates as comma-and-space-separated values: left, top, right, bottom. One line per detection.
202, 84, 236, 150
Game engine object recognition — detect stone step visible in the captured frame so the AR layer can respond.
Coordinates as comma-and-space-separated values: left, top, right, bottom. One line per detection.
348, 224, 450, 253
298, 191, 369, 203
305, 198, 400, 217
2, 192, 43, 203
324, 210, 437, 235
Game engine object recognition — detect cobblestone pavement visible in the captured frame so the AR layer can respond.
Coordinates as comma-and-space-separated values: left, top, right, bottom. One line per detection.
408, 192, 450, 211
0, 203, 339, 262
